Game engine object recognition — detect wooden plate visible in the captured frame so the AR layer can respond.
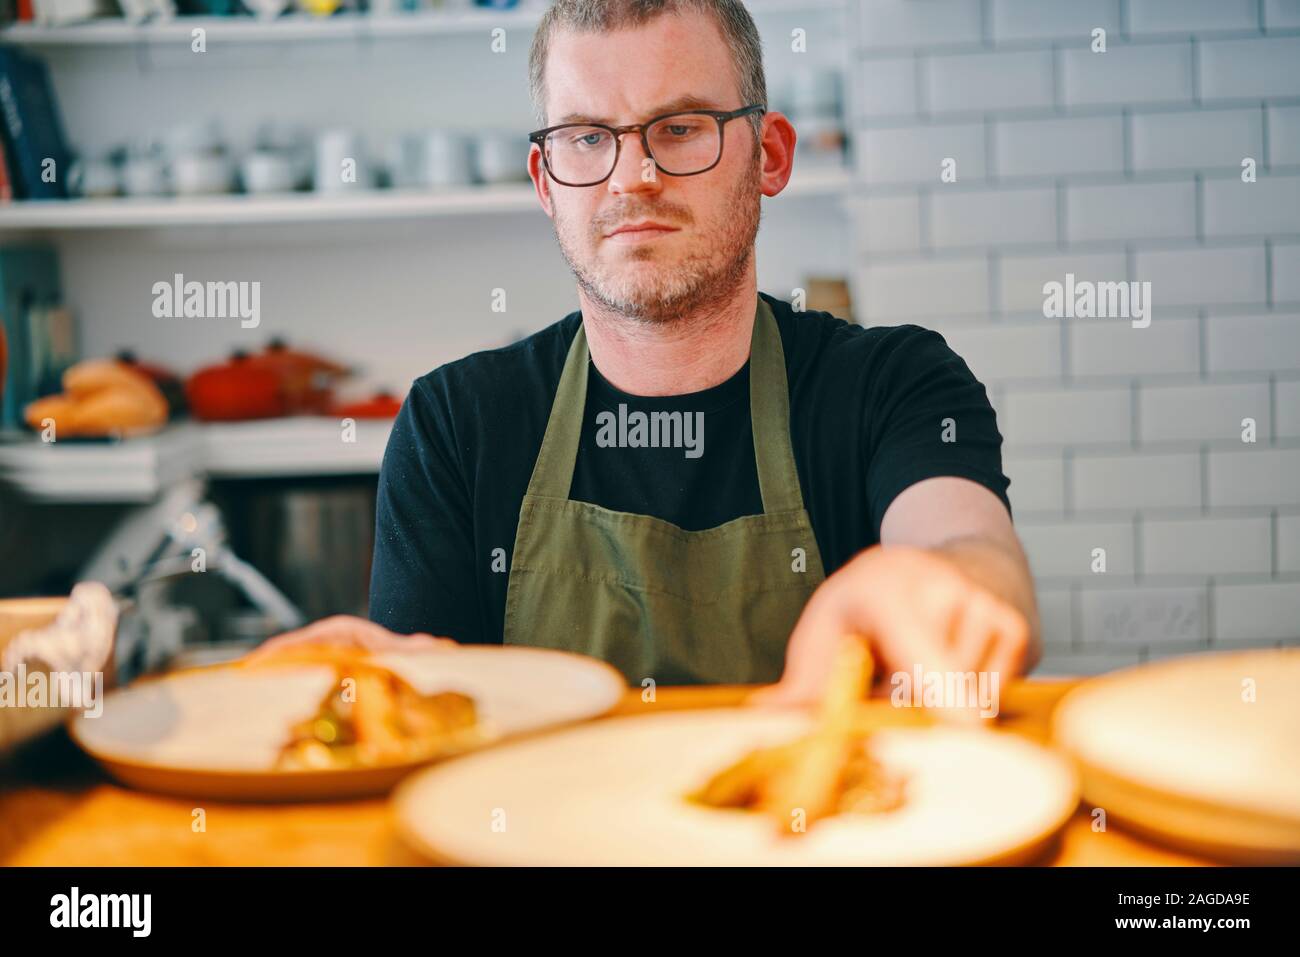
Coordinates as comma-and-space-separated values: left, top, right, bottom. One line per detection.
393, 708, 1079, 866
69, 647, 625, 801
1052, 648, 1300, 863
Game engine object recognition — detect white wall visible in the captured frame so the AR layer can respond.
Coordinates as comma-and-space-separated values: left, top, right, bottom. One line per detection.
847, 0, 1300, 672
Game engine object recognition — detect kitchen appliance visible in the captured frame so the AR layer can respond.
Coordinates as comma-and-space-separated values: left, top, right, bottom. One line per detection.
237, 481, 376, 622
77, 478, 306, 673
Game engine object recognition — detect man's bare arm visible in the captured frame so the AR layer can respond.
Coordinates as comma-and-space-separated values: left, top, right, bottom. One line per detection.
880, 476, 1042, 672
758, 476, 1041, 705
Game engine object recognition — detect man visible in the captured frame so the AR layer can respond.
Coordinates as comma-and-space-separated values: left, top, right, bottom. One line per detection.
283, 0, 1040, 703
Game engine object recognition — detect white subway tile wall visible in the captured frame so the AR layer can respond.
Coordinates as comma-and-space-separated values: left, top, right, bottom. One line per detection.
1130, 107, 1263, 173
849, 0, 1300, 672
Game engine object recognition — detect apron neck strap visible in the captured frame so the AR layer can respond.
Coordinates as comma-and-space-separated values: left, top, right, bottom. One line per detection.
748, 295, 804, 514
526, 295, 805, 515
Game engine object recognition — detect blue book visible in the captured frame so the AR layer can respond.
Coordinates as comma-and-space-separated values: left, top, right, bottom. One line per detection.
0, 45, 72, 200
0, 246, 63, 432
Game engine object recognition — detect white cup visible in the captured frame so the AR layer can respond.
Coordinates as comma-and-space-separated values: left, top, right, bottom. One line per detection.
422, 130, 474, 189
314, 129, 370, 192
241, 151, 297, 193
171, 153, 234, 195
122, 155, 167, 197
244, 0, 291, 17
70, 157, 120, 198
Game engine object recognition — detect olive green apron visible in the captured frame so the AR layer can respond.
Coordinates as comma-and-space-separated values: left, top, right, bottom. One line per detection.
502, 296, 826, 686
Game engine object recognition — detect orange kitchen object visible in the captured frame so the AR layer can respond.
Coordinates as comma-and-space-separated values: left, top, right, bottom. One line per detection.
248, 339, 348, 414
330, 391, 403, 420
186, 351, 287, 422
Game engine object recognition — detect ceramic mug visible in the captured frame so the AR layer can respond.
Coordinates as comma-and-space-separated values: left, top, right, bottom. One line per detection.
122, 154, 168, 197
171, 153, 234, 195
68, 156, 120, 198
241, 151, 297, 193
314, 129, 370, 192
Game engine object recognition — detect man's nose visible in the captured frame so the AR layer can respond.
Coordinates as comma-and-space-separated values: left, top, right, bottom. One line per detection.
607, 132, 660, 194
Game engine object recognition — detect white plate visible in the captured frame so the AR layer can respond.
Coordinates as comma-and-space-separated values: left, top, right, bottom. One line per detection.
1053, 648, 1300, 863
70, 646, 625, 800
394, 708, 1079, 866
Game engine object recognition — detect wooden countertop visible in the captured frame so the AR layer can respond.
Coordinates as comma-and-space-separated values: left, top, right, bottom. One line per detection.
0, 678, 1212, 866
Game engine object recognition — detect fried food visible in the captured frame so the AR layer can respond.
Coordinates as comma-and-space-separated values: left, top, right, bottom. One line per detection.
25, 358, 168, 438
240, 645, 481, 770
689, 637, 908, 834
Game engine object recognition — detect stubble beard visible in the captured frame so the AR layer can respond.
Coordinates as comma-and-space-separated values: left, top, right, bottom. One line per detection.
551, 153, 763, 327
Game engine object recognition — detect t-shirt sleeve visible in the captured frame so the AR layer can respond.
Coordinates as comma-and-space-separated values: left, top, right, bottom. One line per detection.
368, 376, 484, 642
863, 326, 1011, 538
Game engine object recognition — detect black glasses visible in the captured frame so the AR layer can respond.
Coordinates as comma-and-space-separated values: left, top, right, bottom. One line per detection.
529, 104, 765, 187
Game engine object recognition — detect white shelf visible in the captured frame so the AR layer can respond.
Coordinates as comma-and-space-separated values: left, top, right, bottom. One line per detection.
0, 184, 538, 230
0, 426, 205, 502
203, 417, 392, 479
0, 417, 393, 502
0, 165, 852, 230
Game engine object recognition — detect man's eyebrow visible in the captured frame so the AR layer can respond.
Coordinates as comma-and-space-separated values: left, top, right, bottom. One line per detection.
555, 94, 725, 125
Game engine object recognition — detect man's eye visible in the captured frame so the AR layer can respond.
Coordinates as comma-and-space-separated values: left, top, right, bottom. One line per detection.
662, 122, 704, 138
569, 131, 609, 149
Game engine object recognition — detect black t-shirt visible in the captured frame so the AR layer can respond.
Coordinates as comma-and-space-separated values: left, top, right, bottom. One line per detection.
369, 292, 1010, 642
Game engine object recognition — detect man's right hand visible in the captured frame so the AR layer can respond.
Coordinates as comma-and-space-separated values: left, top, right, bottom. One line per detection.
243, 614, 456, 663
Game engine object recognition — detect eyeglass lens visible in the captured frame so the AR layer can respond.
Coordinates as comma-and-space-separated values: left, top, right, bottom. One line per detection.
544, 113, 722, 185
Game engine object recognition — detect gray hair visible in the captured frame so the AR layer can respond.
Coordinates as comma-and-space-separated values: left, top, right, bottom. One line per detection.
528, 0, 767, 140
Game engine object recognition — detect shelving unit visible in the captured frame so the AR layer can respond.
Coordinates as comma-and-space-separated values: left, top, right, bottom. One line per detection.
0, 165, 853, 230
0, 425, 205, 502
0, 417, 394, 501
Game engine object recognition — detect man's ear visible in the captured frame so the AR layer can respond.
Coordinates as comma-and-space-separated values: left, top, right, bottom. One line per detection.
527, 145, 555, 218
757, 111, 798, 198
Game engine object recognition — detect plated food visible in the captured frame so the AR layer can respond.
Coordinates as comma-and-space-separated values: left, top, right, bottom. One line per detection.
394, 708, 1078, 866
689, 638, 908, 833
70, 644, 625, 800
394, 639, 1079, 865
238, 645, 484, 771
